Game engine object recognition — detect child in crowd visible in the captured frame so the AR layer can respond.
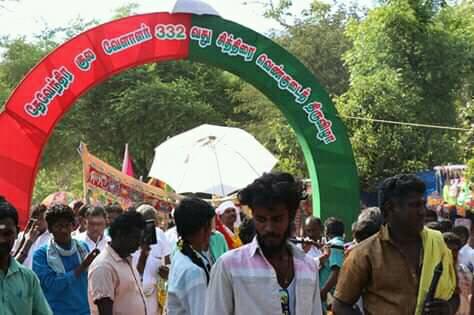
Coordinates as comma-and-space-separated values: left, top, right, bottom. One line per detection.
320, 217, 345, 313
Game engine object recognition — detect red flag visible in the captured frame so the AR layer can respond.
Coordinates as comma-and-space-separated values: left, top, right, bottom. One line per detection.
121, 143, 135, 177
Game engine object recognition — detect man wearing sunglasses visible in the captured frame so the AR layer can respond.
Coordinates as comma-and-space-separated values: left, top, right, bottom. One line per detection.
333, 174, 459, 315
205, 172, 322, 315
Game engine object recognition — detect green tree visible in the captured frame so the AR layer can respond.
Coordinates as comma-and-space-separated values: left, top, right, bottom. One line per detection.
338, 0, 474, 189
0, 38, 45, 97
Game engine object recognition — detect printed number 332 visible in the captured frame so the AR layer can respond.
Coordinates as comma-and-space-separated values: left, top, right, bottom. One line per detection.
156, 24, 186, 40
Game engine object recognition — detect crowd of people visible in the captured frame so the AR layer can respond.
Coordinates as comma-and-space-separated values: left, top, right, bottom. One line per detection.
1, 172, 473, 314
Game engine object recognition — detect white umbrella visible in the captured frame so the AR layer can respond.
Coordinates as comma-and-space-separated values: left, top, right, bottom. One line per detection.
154, 0, 221, 16
149, 124, 278, 196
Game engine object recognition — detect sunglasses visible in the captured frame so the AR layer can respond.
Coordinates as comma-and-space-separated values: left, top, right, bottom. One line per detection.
279, 288, 290, 315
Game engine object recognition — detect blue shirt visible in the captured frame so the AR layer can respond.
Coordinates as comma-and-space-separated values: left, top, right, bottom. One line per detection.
319, 236, 345, 289
0, 257, 52, 315
32, 243, 90, 315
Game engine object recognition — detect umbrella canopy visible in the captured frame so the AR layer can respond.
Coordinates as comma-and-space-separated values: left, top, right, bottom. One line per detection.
154, 0, 221, 16
41, 191, 76, 208
149, 124, 277, 196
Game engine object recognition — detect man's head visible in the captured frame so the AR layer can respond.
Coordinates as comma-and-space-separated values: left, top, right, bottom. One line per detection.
379, 174, 426, 238
174, 198, 215, 251
76, 204, 88, 231
46, 204, 75, 246
238, 172, 303, 254
216, 201, 238, 230
324, 217, 345, 240
439, 219, 453, 233
303, 216, 322, 241
443, 232, 463, 262
85, 206, 107, 241
353, 221, 375, 243
358, 207, 384, 226
426, 221, 443, 232
109, 210, 146, 257
136, 204, 158, 225
453, 225, 470, 247
424, 209, 438, 224
30, 204, 48, 233
239, 217, 256, 245
104, 204, 123, 227
70, 200, 84, 230
0, 196, 18, 260
353, 207, 383, 242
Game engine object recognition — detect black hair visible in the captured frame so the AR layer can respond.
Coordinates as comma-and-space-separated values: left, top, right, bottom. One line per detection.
426, 221, 443, 232
31, 204, 47, 219
0, 196, 18, 226
453, 225, 470, 243
378, 174, 426, 214
109, 210, 145, 240
78, 204, 89, 218
425, 209, 438, 221
439, 219, 453, 233
71, 201, 84, 213
104, 204, 123, 215
174, 198, 215, 283
45, 204, 75, 229
238, 172, 303, 221
324, 217, 345, 238
239, 217, 256, 244
86, 206, 107, 219
443, 232, 462, 250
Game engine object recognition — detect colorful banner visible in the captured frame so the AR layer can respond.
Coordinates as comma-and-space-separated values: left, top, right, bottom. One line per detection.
80, 144, 179, 219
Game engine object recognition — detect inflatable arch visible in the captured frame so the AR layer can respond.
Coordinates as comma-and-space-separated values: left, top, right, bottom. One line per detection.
0, 12, 359, 227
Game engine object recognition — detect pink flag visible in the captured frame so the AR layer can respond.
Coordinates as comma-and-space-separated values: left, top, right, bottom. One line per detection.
121, 143, 135, 177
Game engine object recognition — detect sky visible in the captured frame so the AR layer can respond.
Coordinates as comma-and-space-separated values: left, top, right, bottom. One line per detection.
0, 0, 376, 39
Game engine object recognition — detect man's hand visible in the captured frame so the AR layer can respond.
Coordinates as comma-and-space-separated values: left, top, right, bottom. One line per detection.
159, 265, 169, 280
139, 244, 151, 257
83, 248, 100, 267
424, 299, 452, 315
136, 244, 151, 275
15, 222, 41, 263
24, 223, 41, 243
320, 288, 328, 302
75, 248, 100, 277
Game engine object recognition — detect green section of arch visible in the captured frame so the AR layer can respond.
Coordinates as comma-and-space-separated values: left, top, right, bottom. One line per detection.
188, 15, 360, 229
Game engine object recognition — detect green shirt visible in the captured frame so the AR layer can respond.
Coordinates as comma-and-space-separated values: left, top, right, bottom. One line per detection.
209, 231, 228, 263
0, 257, 52, 315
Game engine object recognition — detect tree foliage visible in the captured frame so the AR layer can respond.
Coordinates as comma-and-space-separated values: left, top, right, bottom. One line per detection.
337, 0, 474, 189
1, 0, 473, 201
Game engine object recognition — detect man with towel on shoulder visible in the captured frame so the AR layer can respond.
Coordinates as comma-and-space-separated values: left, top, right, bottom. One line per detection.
333, 174, 459, 315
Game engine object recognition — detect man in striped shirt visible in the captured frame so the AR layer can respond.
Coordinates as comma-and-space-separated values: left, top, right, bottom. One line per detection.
205, 172, 323, 315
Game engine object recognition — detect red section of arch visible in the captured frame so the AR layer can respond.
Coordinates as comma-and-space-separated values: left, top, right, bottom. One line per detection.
0, 13, 191, 226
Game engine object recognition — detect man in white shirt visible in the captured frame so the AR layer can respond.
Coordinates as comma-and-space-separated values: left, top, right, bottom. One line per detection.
167, 198, 215, 315
166, 225, 178, 250
165, 209, 178, 251
133, 204, 172, 315
458, 225, 474, 272
13, 204, 51, 269
75, 206, 110, 251
71, 204, 88, 237
205, 173, 322, 315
